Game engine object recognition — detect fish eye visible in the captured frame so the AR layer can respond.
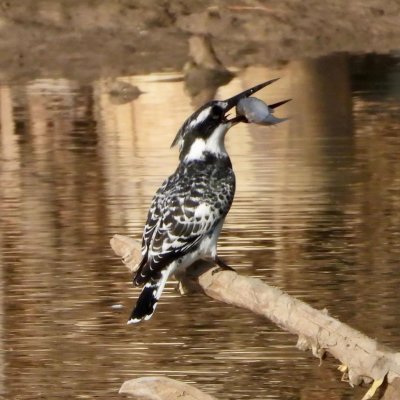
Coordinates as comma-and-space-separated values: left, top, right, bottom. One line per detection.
210, 105, 223, 120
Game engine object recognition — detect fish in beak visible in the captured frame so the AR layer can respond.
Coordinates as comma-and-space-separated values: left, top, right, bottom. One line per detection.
220, 78, 291, 125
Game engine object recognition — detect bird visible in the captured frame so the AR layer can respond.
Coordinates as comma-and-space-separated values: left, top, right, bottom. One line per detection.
128, 79, 289, 324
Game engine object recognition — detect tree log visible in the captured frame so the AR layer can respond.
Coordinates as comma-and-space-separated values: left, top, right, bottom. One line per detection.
119, 376, 218, 400
111, 234, 400, 400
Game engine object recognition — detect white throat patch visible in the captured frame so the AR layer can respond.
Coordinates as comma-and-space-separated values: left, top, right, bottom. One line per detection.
184, 123, 230, 161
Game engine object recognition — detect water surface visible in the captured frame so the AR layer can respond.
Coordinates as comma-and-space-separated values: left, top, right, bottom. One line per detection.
1, 54, 400, 399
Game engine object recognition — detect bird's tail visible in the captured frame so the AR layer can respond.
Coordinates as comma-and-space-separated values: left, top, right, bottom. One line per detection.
127, 265, 172, 324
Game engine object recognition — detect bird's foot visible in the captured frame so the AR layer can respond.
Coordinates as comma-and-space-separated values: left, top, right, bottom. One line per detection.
215, 256, 235, 272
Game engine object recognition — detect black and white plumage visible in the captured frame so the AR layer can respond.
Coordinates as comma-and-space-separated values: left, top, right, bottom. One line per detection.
128, 79, 288, 323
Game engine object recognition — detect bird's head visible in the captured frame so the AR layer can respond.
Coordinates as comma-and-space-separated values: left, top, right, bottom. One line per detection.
171, 78, 285, 162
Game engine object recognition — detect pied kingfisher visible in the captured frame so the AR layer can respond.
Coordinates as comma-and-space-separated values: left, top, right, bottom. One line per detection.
128, 79, 287, 323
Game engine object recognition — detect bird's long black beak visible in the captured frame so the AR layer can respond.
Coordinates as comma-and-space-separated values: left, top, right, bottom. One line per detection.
269, 99, 291, 109
223, 78, 280, 111
221, 78, 290, 124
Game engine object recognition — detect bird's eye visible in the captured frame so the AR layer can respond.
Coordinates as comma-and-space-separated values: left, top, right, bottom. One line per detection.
210, 105, 223, 120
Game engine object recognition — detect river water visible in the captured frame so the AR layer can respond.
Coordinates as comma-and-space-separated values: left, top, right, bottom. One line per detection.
0, 54, 400, 399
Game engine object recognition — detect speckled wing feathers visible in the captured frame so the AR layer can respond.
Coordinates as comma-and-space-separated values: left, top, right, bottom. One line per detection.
135, 158, 235, 285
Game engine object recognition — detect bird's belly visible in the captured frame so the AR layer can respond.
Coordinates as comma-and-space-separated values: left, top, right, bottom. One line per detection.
174, 220, 224, 273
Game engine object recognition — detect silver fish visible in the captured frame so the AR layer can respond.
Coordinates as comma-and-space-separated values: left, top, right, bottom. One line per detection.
236, 97, 290, 125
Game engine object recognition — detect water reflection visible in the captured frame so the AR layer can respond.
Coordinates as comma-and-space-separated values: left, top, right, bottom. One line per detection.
0, 54, 400, 399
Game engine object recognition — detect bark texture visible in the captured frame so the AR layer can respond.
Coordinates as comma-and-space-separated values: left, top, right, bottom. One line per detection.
119, 376, 218, 400
111, 234, 400, 400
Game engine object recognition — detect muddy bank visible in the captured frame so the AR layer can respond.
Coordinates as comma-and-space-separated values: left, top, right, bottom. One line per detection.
0, 0, 399, 81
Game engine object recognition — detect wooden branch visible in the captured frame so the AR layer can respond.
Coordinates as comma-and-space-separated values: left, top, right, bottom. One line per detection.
111, 234, 400, 400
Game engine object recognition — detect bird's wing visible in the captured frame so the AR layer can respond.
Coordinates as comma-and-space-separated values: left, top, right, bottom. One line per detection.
141, 178, 169, 255
135, 169, 235, 285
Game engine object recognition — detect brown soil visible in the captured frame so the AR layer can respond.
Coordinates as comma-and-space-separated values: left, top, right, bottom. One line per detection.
0, 0, 399, 82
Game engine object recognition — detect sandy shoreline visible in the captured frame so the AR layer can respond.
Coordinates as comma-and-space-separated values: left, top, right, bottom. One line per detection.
0, 0, 399, 81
